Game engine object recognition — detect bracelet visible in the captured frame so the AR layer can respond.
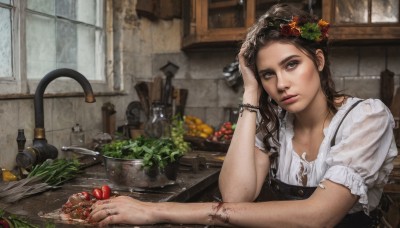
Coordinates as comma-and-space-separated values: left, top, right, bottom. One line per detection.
239, 103, 259, 117
239, 103, 259, 109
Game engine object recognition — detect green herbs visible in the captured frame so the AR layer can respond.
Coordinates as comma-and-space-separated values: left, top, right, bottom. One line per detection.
0, 159, 82, 203
102, 136, 188, 169
28, 158, 82, 186
102, 115, 191, 169
0, 209, 39, 228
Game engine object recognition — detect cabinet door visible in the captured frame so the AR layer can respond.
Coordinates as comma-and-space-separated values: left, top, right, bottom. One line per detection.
182, 0, 255, 49
323, 0, 400, 41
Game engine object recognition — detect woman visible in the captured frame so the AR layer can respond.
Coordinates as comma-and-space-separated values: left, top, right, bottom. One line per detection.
89, 4, 397, 227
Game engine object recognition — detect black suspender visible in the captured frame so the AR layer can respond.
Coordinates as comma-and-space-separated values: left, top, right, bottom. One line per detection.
330, 99, 364, 147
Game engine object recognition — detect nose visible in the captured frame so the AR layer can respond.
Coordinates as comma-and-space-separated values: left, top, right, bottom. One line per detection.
276, 72, 290, 91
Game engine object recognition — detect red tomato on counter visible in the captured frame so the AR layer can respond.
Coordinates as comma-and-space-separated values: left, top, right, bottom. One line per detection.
101, 185, 111, 199
92, 188, 103, 200
81, 191, 91, 201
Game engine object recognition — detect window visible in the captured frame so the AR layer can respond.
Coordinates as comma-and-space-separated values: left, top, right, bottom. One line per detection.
335, 0, 399, 24
0, 0, 113, 95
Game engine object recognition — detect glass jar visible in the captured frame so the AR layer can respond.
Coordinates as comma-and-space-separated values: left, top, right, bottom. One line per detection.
70, 123, 85, 146
144, 103, 171, 139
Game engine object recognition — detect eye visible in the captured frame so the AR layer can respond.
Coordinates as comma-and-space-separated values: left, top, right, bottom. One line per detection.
285, 60, 299, 70
260, 70, 275, 80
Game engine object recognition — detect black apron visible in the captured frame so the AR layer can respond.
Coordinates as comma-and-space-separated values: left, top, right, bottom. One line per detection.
269, 99, 382, 227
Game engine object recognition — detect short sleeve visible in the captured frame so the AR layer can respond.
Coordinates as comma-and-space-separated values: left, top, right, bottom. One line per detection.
323, 99, 398, 212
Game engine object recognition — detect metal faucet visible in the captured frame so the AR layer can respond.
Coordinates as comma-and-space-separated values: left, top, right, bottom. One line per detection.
16, 68, 96, 169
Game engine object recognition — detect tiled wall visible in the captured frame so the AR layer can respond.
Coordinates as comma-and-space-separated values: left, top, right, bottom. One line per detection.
0, 1, 399, 170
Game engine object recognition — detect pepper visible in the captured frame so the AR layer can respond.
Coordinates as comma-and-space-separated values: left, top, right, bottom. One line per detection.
101, 185, 111, 199
2, 169, 17, 182
92, 188, 103, 200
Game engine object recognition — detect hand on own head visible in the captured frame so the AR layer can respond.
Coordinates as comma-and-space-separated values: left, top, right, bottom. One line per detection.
238, 44, 262, 99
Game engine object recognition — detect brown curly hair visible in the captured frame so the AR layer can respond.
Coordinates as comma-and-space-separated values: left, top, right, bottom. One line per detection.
241, 4, 344, 151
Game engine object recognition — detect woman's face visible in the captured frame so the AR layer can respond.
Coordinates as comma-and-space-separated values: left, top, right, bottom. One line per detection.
256, 42, 325, 113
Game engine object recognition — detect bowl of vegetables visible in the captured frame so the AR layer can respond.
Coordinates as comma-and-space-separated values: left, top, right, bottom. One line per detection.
100, 136, 186, 188
204, 121, 236, 152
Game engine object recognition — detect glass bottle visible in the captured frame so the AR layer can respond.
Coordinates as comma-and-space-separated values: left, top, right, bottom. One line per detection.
70, 123, 85, 146
144, 102, 171, 139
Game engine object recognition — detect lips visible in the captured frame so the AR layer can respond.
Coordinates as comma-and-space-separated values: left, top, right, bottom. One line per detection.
281, 95, 297, 104
281, 95, 297, 102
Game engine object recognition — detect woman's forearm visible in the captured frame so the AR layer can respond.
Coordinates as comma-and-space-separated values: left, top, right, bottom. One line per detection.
219, 90, 261, 201
154, 198, 338, 228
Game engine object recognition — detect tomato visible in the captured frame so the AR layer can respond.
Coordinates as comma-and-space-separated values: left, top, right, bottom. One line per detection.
225, 129, 233, 135
224, 122, 232, 129
0, 219, 10, 228
81, 191, 90, 201
92, 188, 103, 200
101, 185, 111, 199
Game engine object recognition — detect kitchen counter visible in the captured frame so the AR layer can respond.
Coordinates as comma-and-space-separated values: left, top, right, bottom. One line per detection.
0, 151, 224, 227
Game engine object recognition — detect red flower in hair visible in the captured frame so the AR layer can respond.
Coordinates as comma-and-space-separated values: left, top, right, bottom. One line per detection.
276, 17, 329, 42
280, 24, 292, 36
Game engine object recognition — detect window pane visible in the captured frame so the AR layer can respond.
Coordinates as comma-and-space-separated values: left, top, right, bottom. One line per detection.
56, 0, 76, 20
26, 0, 104, 81
26, 13, 56, 79
335, 0, 368, 24
0, 7, 12, 78
372, 0, 399, 23
95, 30, 105, 80
96, 0, 104, 27
27, 0, 55, 15
56, 19, 77, 70
0, 0, 10, 4
76, 0, 95, 24
77, 24, 95, 79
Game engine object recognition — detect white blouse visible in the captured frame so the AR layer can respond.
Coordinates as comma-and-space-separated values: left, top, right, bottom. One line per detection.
255, 97, 398, 214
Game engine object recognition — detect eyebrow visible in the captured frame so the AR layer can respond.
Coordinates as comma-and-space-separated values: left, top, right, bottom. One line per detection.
258, 55, 300, 75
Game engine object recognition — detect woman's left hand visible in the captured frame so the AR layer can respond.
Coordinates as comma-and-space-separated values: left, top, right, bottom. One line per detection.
89, 196, 157, 227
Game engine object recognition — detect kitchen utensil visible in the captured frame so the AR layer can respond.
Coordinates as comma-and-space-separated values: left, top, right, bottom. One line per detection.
134, 82, 150, 118
222, 60, 243, 92
150, 75, 163, 104
160, 62, 179, 106
126, 101, 142, 128
175, 89, 188, 117
61, 146, 176, 188
101, 102, 116, 136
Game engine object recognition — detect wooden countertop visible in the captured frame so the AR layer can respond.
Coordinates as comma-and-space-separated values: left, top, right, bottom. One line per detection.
0, 151, 223, 227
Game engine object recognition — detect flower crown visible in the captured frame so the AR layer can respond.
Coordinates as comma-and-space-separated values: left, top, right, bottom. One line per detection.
267, 16, 330, 42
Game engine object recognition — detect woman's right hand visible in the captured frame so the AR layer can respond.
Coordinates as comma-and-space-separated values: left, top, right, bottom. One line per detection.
89, 196, 158, 226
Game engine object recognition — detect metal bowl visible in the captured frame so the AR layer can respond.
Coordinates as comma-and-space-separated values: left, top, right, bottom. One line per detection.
61, 146, 178, 188
102, 156, 177, 188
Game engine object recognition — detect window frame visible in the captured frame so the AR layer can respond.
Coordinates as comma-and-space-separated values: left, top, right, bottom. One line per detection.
0, 0, 116, 97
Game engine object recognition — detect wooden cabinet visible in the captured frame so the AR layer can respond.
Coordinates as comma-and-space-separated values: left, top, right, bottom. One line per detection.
322, 0, 400, 42
181, 0, 400, 49
182, 0, 253, 49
